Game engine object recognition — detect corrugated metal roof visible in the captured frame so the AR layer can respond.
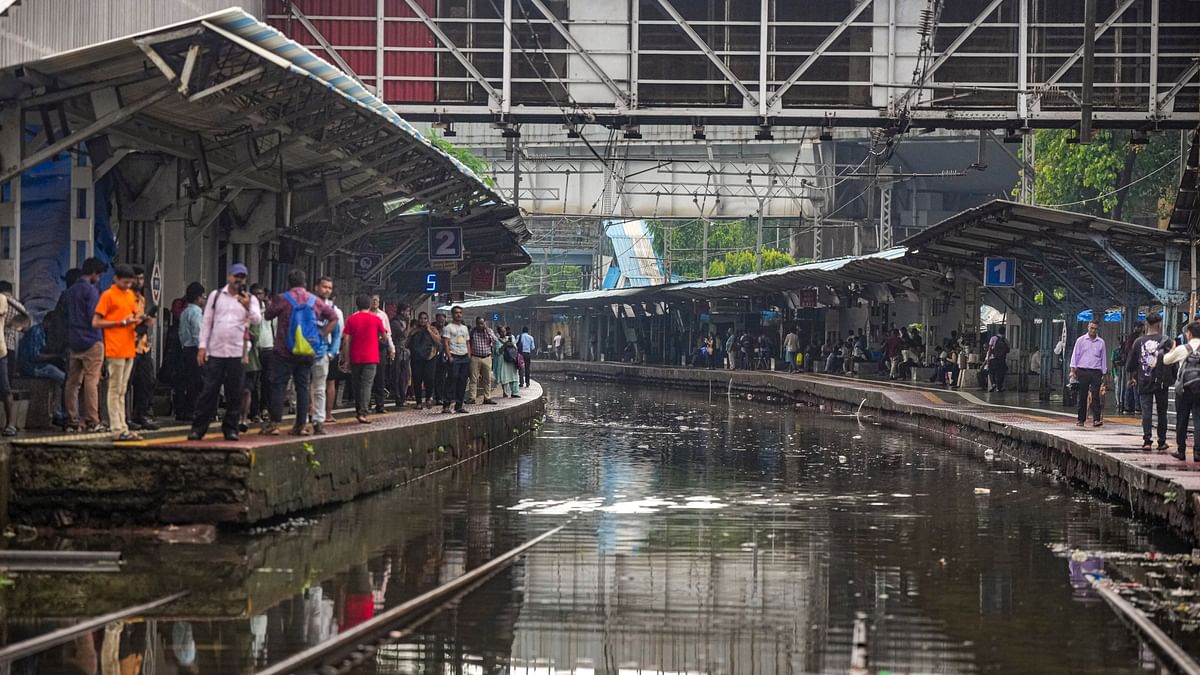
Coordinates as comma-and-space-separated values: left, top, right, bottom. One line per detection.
441, 294, 531, 310
539, 247, 927, 307
0, 7, 501, 210
901, 199, 1177, 286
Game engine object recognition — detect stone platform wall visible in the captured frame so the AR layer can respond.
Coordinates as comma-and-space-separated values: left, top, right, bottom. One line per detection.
7, 393, 545, 527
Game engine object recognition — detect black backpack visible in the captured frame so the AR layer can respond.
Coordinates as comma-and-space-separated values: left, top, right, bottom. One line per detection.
1179, 344, 1200, 393
502, 342, 518, 364
990, 336, 1009, 360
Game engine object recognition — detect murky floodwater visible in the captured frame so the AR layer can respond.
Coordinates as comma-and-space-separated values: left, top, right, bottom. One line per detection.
3, 381, 1194, 674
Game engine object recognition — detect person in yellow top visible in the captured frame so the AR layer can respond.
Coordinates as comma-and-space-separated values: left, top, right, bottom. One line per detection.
93, 264, 145, 441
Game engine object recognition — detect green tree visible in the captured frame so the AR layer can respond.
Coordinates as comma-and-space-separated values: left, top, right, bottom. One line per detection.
706, 248, 796, 278
1018, 129, 1180, 223
430, 134, 497, 188
646, 218, 799, 280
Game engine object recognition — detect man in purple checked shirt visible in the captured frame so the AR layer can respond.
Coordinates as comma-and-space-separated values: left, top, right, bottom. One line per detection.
1070, 320, 1107, 427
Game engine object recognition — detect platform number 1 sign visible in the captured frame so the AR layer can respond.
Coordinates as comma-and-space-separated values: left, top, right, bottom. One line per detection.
429, 227, 463, 262
983, 256, 1016, 287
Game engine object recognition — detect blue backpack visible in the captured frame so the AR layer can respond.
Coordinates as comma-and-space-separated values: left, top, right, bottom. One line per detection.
283, 292, 321, 358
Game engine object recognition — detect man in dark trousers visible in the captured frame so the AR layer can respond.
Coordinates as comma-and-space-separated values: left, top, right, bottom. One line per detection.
986, 327, 1010, 392
517, 325, 535, 387
1124, 314, 1175, 451
1070, 320, 1108, 427
188, 264, 261, 441
129, 265, 160, 431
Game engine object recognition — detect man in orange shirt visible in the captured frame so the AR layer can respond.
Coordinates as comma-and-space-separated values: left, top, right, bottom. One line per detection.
93, 264, 144, 441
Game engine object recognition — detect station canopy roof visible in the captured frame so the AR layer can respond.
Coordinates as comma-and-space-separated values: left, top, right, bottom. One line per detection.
902, 199, 1180, 301
444, 247, 932, 311
0, 8, 522, 262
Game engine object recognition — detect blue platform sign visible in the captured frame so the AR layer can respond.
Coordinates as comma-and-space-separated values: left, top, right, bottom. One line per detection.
429, 227, 463, 261
983, 256, 1016, 287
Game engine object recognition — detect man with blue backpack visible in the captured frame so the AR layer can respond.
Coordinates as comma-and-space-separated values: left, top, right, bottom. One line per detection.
263, 269, 339, 436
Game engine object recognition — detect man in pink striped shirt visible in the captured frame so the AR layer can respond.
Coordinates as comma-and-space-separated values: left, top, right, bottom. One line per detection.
189, 263, 262, 441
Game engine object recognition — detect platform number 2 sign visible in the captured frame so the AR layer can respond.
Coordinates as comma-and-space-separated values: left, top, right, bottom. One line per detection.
429, 227, 464, 262
983, 256, 1016, 287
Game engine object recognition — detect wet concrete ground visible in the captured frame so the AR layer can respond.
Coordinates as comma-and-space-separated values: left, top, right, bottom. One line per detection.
2, 380, 1195, 674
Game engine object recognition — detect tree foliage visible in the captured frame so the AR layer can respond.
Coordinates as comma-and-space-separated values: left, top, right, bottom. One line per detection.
430, 134, 497, 188
707, 248, 796, 278
645, 218, 800, 280
1019, 129, 1180, 223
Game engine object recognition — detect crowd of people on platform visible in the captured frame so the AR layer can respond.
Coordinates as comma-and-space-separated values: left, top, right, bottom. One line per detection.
686, 322, 1032, 396
4, 259, 542, 442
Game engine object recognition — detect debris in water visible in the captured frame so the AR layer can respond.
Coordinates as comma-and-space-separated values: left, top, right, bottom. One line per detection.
838, 455, 848, 464
567, 397, 577, 402
974, 487, 991, 495
983, 449, 995, 460
851, 435, 862, 440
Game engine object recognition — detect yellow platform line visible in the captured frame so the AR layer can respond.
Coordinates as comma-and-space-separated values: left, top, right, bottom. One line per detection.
921, 392, 945, 405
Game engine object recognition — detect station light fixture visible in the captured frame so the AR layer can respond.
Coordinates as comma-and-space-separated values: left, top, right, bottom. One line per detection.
1002, 127, 1023, 143
692, 124, 706, 140
819, 126, 834, 142
755, 125, 774, 141
431, 120, 456, 137
1130, 129, 1150, 145
623, 124, 642, 140
566, 124, 581, 138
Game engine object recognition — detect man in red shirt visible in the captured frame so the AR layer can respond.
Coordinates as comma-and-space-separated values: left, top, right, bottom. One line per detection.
341, 294, 387, 423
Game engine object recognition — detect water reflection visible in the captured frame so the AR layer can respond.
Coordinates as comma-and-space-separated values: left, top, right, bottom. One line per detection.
0, 382, 1190, 674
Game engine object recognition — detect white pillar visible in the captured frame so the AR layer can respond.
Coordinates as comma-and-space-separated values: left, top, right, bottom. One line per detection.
74, 147, 96, 266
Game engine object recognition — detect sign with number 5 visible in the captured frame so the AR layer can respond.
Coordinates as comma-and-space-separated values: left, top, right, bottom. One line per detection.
429, 227, 463, 262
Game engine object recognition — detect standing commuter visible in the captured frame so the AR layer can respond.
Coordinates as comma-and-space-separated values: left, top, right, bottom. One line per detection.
1124, 314, 1174, 452
407, 312, 440, 409
517, 325, 536, 387
188, 263, 261, 441
1070, 321, 1107, 428
175, 282, 205, 422
263, 270, 338, 436
64, 258, 107, 433
93, 264, 144, 441
341, 294, 387, 424
441, 306, 471, 414
128, 265, 160, 431
308, 277, 341, 435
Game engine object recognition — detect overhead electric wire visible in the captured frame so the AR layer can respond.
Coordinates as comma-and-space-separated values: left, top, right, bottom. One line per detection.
486, 0, 618, 181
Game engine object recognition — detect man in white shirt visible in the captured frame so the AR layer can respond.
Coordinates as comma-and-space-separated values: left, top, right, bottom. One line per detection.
188, 263, 261, 441
552, 331, 564, 360
441, 306, 471, 414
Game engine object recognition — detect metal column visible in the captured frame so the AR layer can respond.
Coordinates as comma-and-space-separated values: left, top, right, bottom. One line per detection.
0, 104, 21, 296
878, 182, 892, 250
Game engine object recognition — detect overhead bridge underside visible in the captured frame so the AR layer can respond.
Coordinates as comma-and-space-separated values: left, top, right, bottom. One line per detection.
263, 0, 1200, 130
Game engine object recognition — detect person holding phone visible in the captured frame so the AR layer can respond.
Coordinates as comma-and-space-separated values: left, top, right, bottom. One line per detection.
92, 264, 145, 441
188, 263, 261, 441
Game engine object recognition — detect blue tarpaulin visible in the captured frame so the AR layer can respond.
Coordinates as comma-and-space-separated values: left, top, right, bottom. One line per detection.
1076, 309, 1147, 323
